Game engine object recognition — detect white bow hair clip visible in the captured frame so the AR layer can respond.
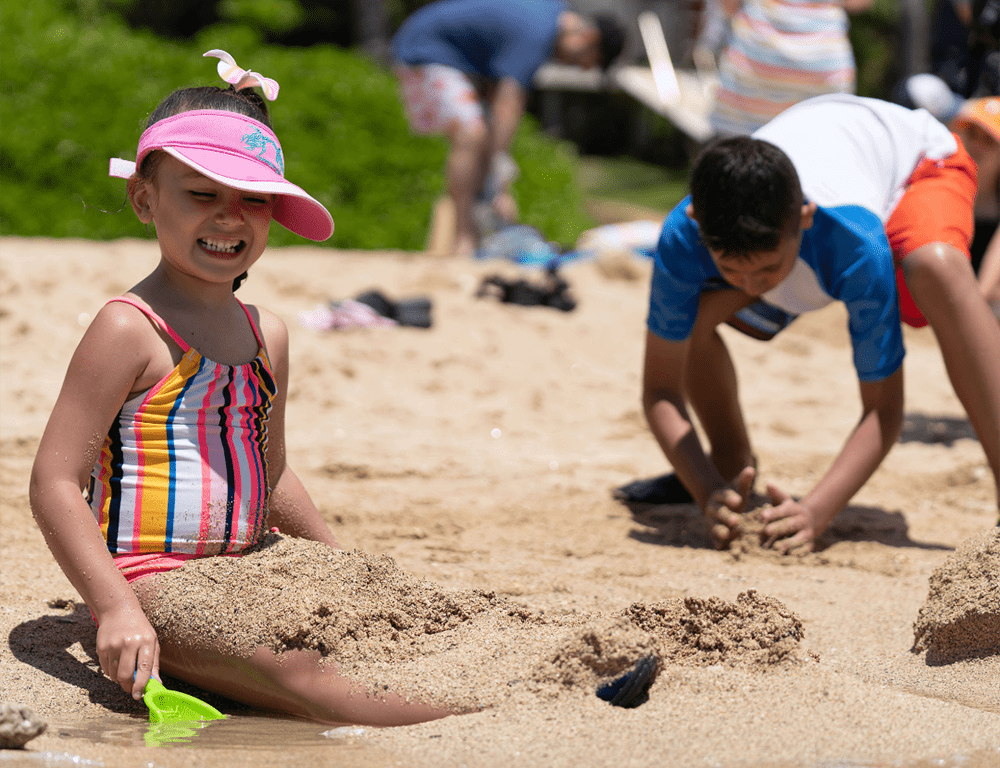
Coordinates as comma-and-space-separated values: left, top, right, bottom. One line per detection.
204, 49, 280, 101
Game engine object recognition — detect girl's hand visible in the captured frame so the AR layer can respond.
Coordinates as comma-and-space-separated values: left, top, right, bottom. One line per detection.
703, 466, 755, 549
95, 607, 161, 699
760, 483, 818, 553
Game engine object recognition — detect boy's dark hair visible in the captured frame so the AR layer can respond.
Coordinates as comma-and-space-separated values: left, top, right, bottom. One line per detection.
592, 13, 626, 70
690, 136, 803, 257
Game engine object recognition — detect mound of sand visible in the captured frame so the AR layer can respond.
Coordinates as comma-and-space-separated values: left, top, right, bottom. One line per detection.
912, 528, 1000, 662
145, 535, 808, 712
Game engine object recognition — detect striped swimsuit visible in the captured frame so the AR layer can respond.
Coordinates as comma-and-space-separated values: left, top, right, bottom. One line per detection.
87, 297, 275, 559
710, 0, 856, 137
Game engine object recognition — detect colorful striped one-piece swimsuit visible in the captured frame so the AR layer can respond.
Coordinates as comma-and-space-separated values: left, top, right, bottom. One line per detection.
87, 297, 276, 557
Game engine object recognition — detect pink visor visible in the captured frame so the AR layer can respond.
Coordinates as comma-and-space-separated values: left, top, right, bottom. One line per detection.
110, 110, 334, 241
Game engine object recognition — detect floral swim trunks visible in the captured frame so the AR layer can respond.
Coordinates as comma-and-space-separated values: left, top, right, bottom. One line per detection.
394, 63, 485, 135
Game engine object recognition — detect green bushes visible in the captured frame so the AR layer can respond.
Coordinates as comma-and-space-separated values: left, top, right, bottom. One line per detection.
0, 1, 591, 249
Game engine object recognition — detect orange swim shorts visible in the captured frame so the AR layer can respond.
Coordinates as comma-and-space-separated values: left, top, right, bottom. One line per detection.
885, 135, 976, 327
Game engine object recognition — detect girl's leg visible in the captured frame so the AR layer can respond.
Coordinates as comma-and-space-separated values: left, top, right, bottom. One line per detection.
160, 644, 455, 726
131, 577, 456, 726
902, 242, 1000, 510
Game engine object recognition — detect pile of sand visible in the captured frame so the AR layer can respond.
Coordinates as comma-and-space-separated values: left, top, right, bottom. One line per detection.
145, 534, 809, 712
912, 528, 1000, 662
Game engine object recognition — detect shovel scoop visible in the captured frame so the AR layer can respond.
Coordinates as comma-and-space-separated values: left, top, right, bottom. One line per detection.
143, 678, 225, 723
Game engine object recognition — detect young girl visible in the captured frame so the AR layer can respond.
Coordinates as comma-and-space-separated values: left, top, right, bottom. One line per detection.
28, 50, 453, 726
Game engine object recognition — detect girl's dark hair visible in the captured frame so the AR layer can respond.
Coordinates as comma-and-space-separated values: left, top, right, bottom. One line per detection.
136, 85, 270, 292
146, 85, 271, 129
690, 136, 803, 258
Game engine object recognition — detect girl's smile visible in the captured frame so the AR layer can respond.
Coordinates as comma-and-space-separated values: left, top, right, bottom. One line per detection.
199, 237, 246, 255
131, 154, 274, 285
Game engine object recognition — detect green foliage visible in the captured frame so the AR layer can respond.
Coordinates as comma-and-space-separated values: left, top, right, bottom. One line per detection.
0, 0, 592, 249
218, 0, 304, 35
849, 0, 903, 99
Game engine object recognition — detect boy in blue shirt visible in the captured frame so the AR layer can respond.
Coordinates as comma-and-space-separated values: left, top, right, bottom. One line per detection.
636, 95, 1000, 551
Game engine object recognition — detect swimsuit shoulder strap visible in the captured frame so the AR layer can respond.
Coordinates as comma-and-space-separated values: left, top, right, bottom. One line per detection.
236, 298, 266, 350
105, 296, 191, 353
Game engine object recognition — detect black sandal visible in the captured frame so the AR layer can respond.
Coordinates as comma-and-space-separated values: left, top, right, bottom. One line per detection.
613, 473, 694, 504
596, 655, 658, 708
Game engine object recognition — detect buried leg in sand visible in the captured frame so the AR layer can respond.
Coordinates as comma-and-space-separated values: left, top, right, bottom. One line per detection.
125, 533, 811, 722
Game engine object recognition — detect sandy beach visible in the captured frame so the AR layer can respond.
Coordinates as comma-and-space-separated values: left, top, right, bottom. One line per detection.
1, 234, 998, 767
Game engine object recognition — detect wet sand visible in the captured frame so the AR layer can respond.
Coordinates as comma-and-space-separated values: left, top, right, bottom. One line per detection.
1, 236, 998, 767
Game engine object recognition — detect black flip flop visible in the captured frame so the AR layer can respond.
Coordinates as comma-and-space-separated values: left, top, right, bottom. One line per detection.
354, 290, 433, 328
613, 473, 694, 504
596, 655, 658, 708
394, 298, 433, 328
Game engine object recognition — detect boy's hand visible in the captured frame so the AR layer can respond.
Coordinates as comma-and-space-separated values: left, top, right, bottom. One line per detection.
704, 466, 755, 549
760, 483, 818, 553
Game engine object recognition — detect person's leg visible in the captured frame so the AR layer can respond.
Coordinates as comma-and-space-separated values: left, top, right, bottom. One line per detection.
887, 142, 1000, 514
445, 118, 489, 258
901, 242, 1000, 507
132, 577, 457, 726
686, 289, 759, 481
394, 64, 487, 257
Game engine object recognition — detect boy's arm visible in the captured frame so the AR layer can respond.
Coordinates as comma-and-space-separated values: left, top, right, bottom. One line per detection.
642, 330, 751, 547
30, 304, 162, 699
256, 308, 342, 550
760, 368, 904, 551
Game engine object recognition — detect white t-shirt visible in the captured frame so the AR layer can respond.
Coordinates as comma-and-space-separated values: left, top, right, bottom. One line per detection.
754, 93, 958, 222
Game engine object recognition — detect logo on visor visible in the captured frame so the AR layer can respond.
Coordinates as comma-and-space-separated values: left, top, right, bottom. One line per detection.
242, 128, 284, 175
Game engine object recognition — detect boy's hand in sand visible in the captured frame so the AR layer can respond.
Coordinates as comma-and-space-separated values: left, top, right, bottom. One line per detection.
760, 483, 817, 553
703, 466, 755, 549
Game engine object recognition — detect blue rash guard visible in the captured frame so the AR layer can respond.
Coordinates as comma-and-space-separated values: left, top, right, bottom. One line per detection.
647, 196, 905, 382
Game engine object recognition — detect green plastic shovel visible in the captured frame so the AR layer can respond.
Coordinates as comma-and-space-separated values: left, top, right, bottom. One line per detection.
143, 678, 226, 723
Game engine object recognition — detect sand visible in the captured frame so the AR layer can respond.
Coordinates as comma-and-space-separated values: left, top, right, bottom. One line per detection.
1, 235, 999, 767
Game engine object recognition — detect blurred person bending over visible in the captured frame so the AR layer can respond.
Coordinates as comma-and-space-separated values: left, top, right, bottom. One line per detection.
391, 0, 625, 257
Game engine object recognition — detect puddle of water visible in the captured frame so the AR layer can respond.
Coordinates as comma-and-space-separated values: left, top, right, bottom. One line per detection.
47, 713, 372, 751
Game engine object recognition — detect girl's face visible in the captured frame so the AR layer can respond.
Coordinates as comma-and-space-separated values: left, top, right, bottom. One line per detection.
131, 154, 275, 287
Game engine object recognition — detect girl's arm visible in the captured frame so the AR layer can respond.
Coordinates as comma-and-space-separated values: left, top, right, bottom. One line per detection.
256, 307, 342, 549
29, 303, 163, 699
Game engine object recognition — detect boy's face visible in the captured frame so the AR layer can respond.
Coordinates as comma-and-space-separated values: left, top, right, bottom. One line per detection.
689, 202, 816, 297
